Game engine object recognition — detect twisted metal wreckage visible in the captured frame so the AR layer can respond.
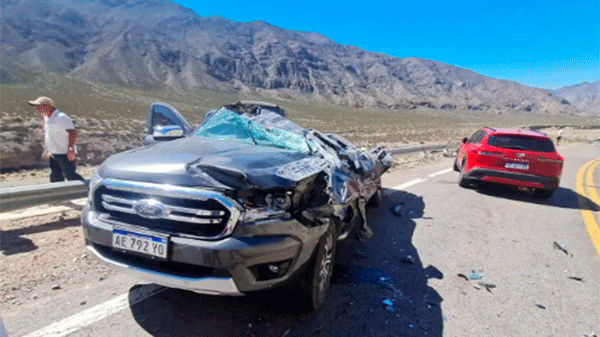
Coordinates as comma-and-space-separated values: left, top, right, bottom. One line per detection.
142, 101, 393, 237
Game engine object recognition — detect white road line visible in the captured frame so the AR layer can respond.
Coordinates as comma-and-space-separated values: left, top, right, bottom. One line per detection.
24, 284, 165, 337
392, 177, 427, 190
428, 168, 453, 178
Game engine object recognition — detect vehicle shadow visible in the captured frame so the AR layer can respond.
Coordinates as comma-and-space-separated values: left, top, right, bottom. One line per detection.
474, 184, 600, 211
128, 188, 444, 337
0, 217, 80, 256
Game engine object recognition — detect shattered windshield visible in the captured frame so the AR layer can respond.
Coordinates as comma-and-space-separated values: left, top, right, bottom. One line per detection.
193, 108, 313, 154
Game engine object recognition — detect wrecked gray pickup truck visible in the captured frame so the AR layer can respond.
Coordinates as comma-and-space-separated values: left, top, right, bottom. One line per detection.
82, 101, 392, 310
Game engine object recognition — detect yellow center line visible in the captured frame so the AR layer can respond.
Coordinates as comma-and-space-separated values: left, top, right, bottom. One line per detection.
576, 157, 600, 257
585, 159, 600, 220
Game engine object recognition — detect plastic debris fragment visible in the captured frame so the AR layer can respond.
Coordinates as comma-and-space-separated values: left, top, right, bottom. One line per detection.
382, 299, 395, 312
567, 276, 584, 282
535, 304, 546, 309
553, 241, 573, 257
392, 203, 404, 217
468, 272, 483, 280
401, 255, 416, 264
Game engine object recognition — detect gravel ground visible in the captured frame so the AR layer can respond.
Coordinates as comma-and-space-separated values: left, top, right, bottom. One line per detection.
0, 210, 117, 309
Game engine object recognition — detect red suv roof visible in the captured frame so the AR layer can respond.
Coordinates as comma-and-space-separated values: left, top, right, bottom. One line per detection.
486, 128, 548, 138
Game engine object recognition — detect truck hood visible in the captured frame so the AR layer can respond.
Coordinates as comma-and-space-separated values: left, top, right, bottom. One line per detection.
99, 137, 311, 190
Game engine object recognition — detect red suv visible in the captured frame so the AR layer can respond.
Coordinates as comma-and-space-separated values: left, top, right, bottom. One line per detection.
454, 127, 564, 199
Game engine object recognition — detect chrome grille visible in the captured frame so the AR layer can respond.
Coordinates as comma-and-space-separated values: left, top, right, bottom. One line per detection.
101, 194, 225, 224
94, 179, 241, 239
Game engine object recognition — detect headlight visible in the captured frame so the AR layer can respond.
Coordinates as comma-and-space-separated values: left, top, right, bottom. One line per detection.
239, 191, 293, 223
88, 169, 103, 208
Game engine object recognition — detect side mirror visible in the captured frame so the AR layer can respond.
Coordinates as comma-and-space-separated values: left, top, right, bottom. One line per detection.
462, 137, 468, 144
152, 125, 184, 139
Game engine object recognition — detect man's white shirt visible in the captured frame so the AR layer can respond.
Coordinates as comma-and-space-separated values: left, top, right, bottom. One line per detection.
44, 109, 75, 154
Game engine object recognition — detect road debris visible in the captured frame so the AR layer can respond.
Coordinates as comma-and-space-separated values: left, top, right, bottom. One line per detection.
468, 271, 483, 280
553, 241, 573, 257
376, 278, 404, 299
567, 276, 584, 282
477, 281, 496, 293
355, 250, 368, 258
535, 304, 546, 309
401, 255, 416, 264
391, 203, 404, 217
457, 273, 469, 281
51, 284, 61, 290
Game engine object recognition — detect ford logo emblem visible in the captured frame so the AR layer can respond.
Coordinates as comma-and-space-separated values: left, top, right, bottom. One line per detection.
133, 199, 166, 219
517, 153, 525, 158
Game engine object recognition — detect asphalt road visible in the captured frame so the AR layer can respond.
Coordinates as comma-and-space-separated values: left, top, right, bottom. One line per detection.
4, 144, 599, 337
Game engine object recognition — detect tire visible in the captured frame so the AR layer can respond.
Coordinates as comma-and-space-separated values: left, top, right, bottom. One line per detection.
299, 221, 337, 311
453, 159, 460, 172
534, 189, 554, 199
458, 160, 469, 188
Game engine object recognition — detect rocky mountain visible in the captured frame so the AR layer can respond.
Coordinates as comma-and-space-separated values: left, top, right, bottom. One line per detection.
552, 81, 599, 115
0, 0, 584, 115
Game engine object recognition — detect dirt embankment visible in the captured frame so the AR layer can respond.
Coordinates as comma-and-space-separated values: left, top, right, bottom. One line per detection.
0, 113, 145, 172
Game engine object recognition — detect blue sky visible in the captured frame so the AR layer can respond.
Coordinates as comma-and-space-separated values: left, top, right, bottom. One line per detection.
174, 0, 598, 90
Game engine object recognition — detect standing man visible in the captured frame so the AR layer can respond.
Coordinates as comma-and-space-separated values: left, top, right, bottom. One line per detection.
28, 96, 84, 182
556, 127, 564, 146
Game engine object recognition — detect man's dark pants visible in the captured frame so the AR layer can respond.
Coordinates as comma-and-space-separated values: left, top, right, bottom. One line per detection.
49, 154, 84, 182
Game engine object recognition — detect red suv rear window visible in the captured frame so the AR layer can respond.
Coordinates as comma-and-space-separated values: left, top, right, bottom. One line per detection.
487, 135, 555, 153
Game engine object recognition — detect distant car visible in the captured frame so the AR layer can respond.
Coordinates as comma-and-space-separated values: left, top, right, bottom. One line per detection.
454, 127, 564, 199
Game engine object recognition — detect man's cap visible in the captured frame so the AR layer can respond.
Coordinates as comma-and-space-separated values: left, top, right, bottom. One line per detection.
28, 96, 55, 107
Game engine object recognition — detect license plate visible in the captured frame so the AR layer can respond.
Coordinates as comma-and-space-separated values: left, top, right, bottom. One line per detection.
112, 228, 168, 259
505, 162, 529, 170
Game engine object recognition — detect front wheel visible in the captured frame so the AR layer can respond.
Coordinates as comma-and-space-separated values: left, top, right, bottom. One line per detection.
299, 221, 337, 311
453, 159, 460, 172
458, 160, 470, 188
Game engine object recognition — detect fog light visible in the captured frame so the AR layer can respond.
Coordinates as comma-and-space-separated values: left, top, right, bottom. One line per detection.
251, 260, 292, 281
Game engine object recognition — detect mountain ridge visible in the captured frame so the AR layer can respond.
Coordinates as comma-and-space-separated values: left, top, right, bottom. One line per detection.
552, 81, 599, 114
0, 0, 591, 115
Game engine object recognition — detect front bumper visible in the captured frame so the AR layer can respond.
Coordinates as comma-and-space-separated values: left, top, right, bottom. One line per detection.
81, 206, 325, 295
464, 168, 560, 190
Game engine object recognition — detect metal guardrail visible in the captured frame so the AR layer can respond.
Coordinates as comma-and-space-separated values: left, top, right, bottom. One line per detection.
0, 180, 89, 213
387, 144, 452, 155
0, 144, 458, 214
